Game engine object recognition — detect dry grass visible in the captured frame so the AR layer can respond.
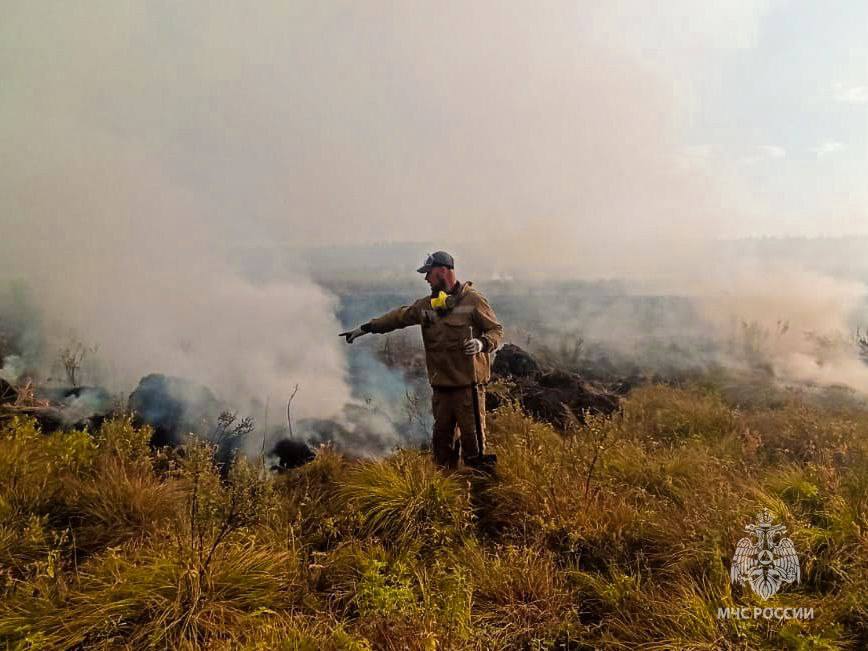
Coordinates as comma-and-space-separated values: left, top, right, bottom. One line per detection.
1, 380, 867, 649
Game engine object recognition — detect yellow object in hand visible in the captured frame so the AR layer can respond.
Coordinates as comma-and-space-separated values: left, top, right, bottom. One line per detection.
430, 291, 448, 309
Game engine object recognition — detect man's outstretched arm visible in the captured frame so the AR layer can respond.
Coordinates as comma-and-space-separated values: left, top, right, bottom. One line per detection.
339, 299, 424, 343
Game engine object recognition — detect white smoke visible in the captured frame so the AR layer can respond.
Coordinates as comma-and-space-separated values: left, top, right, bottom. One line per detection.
0, 43, 352, 424
692, 264, 868, 391
2, 0, 867, 436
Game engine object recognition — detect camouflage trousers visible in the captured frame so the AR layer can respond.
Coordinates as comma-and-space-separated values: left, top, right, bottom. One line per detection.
431, 385, 486, 468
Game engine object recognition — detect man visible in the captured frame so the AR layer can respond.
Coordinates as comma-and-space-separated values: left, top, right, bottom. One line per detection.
339, 251, 503, 468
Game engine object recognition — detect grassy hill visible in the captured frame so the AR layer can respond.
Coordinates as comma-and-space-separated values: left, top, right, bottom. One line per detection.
1, 382, 866, 649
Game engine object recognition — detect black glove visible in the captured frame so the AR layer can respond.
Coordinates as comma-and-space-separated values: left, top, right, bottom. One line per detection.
339, 326, 367, 343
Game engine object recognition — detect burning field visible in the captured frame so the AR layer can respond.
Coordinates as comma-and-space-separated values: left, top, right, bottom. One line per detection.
2, 295, 868, 648
2, 236, 868, 651
3, 1, 868, 647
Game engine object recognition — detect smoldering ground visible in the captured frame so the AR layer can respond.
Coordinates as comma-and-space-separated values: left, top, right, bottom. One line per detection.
2, 3, 867, 456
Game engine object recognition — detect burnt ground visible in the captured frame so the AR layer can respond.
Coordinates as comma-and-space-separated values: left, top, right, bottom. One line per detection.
372, 335, 627, 431
487, 343, 623, 429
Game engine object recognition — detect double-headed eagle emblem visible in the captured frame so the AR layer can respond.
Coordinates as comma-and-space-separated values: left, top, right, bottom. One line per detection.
731, 509, 800, 600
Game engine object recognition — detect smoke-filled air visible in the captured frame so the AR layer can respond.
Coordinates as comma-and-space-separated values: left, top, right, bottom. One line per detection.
3, 2, 867, 452
4, 2, 868, 649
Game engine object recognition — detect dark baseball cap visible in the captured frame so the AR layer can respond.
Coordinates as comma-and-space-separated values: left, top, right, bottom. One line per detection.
417, 251, 455, 273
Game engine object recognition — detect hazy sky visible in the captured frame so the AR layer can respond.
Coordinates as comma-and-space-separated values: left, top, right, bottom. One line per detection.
3, 0, 866, 256
525, 0, 868, 238
674, 1, 868, 235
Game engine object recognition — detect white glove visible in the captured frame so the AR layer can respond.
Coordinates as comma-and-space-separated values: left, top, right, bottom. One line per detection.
339, 327, 367, 344
463, 338, 484, 355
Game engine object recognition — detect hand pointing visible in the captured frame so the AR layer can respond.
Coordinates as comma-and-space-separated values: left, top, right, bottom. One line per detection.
339, 327, 367, 344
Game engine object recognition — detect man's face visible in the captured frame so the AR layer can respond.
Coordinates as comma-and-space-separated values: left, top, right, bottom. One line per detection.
425, 266, 448, 292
